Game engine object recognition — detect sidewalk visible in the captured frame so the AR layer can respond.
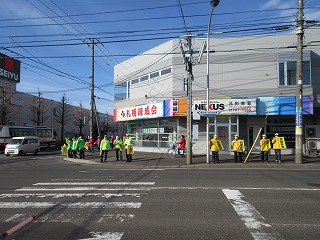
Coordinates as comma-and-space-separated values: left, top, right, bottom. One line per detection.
63, 149, 320, 169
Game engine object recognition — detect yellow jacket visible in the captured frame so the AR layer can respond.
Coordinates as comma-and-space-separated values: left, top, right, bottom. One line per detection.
231, 139, 245, 152
260, 138, 270, 152
272, 137, 281, 149
209, 139, 220, 152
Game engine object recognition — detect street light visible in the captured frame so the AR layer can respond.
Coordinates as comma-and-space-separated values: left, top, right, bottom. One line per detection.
206, 0, 220, 164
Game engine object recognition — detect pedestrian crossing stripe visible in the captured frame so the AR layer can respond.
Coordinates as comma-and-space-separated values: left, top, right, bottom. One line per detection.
0, 193, 147, 199
0, 202, 142, 208
15, 187, 151, 191
3, 213, 135, 224
33, 182, 155, 186
78, 232, 124, 240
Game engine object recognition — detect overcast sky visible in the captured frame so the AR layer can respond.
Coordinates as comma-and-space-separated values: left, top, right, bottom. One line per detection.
1, 0, 319, 114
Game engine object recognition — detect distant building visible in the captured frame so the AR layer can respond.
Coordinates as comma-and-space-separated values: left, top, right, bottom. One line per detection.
0, 53, 117, 144
114, 28, 320, 154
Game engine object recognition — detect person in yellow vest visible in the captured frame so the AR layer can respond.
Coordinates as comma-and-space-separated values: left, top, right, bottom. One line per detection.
260, 134, 270, 163
272, 133, 281, 163
231, 134, 244, 163
124, 133, 134, 162
209, 134, 221, 164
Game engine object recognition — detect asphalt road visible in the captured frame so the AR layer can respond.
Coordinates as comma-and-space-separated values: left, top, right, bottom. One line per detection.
0, 150, 320, 240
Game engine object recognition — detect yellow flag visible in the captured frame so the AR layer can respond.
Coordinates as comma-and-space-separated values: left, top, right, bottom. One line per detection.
237, 140, 245, 152
84, 142, 89, 151
215, 140, 224, 151
279, 137, 287, 149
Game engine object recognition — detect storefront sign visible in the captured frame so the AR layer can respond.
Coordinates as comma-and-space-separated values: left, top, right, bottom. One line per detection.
193, 99, 256, 118
114, 101, 164, 122
0, 53, 21, 82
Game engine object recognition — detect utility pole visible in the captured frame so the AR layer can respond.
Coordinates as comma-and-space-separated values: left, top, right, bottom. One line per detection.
295, 0, 304, 164
186, 33, 193, 165
90, 38, 95, 138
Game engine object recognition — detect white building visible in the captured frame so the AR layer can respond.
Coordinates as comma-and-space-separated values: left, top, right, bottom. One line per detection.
114, 27, 319, 154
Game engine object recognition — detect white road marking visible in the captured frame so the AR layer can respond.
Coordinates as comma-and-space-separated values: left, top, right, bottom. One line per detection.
0, 193, 147, 199
0, 202, 142, 208
15, 187, 151, 191
33, 182, 155, 186
14, 186, 320, 192
89, 168, 165, 171
223, 189, 282, 240
4, 214, 25, 222
78, 232, 124, 240
3, 213, 135, 224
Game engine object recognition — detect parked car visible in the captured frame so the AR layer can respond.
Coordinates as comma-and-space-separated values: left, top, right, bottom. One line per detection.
5, 136, 40, 156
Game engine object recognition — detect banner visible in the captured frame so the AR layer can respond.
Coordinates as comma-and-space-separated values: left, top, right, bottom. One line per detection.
278, 137, 287, 149
237, 140, 245, 152
215, 140, 224, 151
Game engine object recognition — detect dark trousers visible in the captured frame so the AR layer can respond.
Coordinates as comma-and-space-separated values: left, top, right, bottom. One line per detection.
261, 151, 269, 162
234, 151, 243, 163
68, 148, 73, 158
126, 153, 132, 162
211, 151, 219, 163
115, 149, 122, 161
101, 150, 108, 162
72, 150, 77, 158
79, 148, 85, 159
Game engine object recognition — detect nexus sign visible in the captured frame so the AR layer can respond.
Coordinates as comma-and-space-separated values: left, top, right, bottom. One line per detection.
0, 53, 21, 82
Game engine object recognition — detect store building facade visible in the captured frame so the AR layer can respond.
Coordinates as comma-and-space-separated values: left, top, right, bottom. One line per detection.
114, 28, 319, 154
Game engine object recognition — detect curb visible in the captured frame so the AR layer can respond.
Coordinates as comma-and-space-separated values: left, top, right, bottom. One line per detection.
63, 157, 320, 169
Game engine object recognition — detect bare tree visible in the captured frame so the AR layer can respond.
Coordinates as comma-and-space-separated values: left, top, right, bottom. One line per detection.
55, 93, 72, 143
0, 81, 17, 125
29, 88, 48, 126
74, 101, 86, 137
100, 112, 112, 137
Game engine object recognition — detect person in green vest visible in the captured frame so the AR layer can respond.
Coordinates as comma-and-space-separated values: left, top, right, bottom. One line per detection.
71, 137, 78, 158
67, 137, 73, 158
100, 135, 110, 162
77, 136, 85, 159
113, 136, 123, 161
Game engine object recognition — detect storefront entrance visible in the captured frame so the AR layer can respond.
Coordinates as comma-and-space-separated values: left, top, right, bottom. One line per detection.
248, 125, 264, 154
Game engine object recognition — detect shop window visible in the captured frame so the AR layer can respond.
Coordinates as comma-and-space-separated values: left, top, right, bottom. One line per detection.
266, 117, 295, 148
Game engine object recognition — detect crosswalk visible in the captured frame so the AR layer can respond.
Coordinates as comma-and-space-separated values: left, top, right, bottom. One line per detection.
0, 180, 154, 239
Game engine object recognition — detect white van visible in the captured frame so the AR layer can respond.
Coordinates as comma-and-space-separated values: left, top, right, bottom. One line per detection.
5, 136, 40, 156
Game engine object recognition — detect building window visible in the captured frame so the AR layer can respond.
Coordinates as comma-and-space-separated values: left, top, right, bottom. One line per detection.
161, 68, 171, 75
140, 75, 149, 82
150, 72, 159, 79
114, 82, 127, 101
278, 51, 311, 86
132, 78, 139, 84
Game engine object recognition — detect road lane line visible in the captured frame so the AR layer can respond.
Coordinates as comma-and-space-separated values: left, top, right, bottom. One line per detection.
0, 202, 142, 208
33, 182, 155, 186
222, 189, 282, 240
78, 232, 124, 240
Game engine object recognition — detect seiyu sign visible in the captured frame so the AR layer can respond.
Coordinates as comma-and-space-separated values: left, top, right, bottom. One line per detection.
0, 53, 21, 82
193, 99, 257, 118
